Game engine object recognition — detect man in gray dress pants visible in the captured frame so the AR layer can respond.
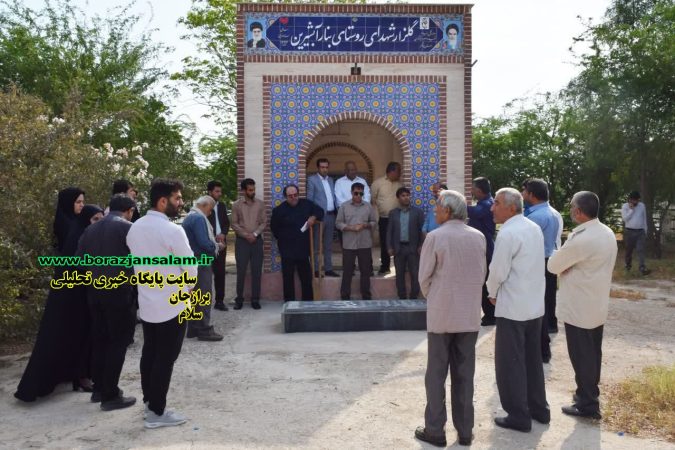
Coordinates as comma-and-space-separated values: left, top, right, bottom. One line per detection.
415, 190, 487, 447
487, 188, 550, 432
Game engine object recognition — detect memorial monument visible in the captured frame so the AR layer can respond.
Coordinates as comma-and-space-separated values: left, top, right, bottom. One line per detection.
237, 3, 473, 300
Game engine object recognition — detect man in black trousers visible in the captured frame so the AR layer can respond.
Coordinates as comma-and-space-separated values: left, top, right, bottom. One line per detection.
77, 194, 137, 411
270, 184, 323, 301
127, 179, 196, 428
548, 191, 618, 420
207, 181, 231, 311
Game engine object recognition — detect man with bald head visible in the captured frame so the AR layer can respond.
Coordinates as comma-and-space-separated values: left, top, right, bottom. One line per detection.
548, 191, 617, 420
487, 188, 549, 433
271, 185, 324, 301
334, 161, 371, 207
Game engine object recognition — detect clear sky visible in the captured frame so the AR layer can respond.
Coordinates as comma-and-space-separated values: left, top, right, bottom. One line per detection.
20, 0, 611, 138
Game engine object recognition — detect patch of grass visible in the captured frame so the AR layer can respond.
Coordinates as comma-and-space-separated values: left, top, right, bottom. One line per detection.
610, 288, 646, 301
603, 365, 675, 442
612, 245, 675, 283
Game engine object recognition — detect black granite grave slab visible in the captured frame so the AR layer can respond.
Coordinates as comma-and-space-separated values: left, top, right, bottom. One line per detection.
282, 299, 427, 333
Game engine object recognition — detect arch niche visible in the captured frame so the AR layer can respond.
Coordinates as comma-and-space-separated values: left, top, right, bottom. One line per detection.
299, 115, 412, 195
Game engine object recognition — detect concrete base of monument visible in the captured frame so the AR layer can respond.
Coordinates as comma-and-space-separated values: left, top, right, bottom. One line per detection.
243, 271, 418, 301
282, 299, 427, 332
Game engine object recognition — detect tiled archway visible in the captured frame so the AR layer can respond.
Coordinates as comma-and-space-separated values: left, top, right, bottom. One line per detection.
262, 75, 447, 271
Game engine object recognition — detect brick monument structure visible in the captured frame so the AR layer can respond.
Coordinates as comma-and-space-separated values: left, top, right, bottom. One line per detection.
236, 3, 473, 299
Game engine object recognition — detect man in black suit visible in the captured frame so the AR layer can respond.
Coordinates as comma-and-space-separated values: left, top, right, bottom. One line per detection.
387, 187, 425, 299
207, 181, 231, 311
270, 184, 324, 301
77, 194, 137, 411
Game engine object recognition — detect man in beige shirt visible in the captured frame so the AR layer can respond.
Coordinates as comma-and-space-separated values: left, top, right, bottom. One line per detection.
230, 178, 266, 310
370, 161, 402, 275
415, 190, 486, 448
336, 183, 377, 300
548, 191, 617, 420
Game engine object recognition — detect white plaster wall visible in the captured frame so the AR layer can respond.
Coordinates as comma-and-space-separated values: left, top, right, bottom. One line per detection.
244, 62, 466, 193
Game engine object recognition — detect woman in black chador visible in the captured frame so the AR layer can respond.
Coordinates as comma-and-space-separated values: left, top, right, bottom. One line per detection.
53, 187, 85, 254
15, 200, 104, 402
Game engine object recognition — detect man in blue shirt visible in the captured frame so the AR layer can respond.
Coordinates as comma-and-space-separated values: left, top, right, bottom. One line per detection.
468, 177, 496, 326
422, 183, 448, 234
522, 179, 560, 363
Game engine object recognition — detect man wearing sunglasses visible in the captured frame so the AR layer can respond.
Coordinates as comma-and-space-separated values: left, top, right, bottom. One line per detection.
270, 184, 324, 301
336, 183, 377, 300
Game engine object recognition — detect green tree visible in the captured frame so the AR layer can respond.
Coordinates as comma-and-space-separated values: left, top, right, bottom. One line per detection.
198, 134, 238, 203
0, 0, 198, 183
473, 95, 585, 216
568, 0, 675, 253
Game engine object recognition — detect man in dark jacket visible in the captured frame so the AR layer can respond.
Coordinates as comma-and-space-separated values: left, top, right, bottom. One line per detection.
468, 177, 496, 326
207, 181, 231, 311
387, 187, 425, 299
270, 184, 324, 301
77, 194, 137, 411
112, 179, 141, 222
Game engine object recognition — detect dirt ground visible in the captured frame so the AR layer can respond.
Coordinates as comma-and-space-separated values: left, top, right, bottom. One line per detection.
0, 272, 673, 449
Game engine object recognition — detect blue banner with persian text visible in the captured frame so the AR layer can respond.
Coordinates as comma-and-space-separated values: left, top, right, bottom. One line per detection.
245, 14, 463, 54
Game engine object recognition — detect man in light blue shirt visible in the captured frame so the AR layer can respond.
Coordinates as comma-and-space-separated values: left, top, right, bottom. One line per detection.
522, 179, 560, 363
422, 183, 447, 234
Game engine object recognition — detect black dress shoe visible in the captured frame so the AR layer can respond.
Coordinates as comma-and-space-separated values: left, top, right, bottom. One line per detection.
197, 328, 223, 341
101, 395, 136, 411
548, 326, 559, 334
542, 353, 551, 364
458, 434, 473, 446
377, 268, 391, 275
233, 301, 243, 310
532, 414, 550, 424
561, 405, 601, 420
214, 301, 228, 311
414, 426, 447, 447
92, 389, 124, 403
481, 318, 496, 326
251, 302, 261, 310
324, 270, 340, 277
494, 416, 531, 432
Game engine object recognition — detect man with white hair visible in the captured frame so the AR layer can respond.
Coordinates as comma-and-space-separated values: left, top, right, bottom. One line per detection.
182, 195, 226, 341
415, 190, 486, 447
487, 188, 549, 432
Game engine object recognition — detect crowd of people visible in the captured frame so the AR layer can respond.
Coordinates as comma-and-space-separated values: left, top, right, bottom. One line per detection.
13, 160, 645, 441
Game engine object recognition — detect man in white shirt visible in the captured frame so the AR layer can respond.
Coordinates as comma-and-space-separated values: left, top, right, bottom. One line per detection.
621, 191, 649, 275
127, 179, 197, 429
487, 188, 549, 432
334, 161, 371, 207
548, 191, 617, 420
